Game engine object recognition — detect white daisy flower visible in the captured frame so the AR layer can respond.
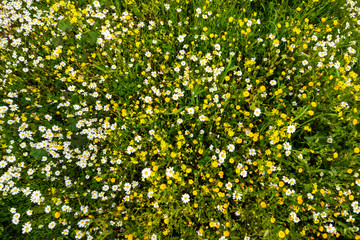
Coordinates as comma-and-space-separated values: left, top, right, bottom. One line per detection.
249, 148, 256, 156
270, 80, 277, 86
283, 142, 292, 151
287, 125, 296, 134
142, 168, 152, 179
227, 144, 235, 152
181, 193, 190, 203
166, 167, 175, 177
22, 222, 32, 234
254, 108, 261, 117
187, 107, 195, 115
48, 221, 56, 229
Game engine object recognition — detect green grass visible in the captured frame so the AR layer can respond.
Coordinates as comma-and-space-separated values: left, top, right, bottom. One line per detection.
1, 0, 360, 239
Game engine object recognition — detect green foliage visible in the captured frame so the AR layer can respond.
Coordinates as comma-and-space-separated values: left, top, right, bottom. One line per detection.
1, 0, 360, 239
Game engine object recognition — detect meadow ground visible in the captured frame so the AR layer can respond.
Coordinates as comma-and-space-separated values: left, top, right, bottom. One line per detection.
0, 0, 360, 239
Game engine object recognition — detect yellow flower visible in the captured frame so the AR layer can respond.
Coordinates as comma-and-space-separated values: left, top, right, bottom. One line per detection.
228, 17, 234, 22
260, 202, 266, 208
279, 231, 286, 238
297, 195, 303, 204
273, 39, 280, 46
270, 217, 275, 223
55, 212, 60, 218
228, 130, 235, 137
354, 147, 359, 153
160, 184, 166, 190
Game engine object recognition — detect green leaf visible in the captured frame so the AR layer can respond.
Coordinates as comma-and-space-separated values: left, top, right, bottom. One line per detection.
304, 136, 316, 145
52, 37, 62, 47
292, 105, 309, 121
70, 135, 89, 148
30, 149, 49, 160
198, 156, 211, 167
58, 19, 72, 32
163, 106, 186, 115
193, 89, 207, 97
87, 31, 99, 45
91, 65, 107, 72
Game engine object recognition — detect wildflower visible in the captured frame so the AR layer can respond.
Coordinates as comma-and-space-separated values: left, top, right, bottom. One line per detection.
269, 80, 277, 86
181, 193, 190, 203
254, 108, 261, 117
93, 1, 100, 8
177, 34, 186, 43
287, 125, 296, 134
48, 221, 56, 229
199, 115, 206, 122
240, 170, 248, 178
187, 107, 195, 115
283, 142, 292, 151
219, 151, 226, 161
166, 167, 175, 177
22, 222, 32, 234
145, 51, 152, 57
135, 136, 142, 142
148, 191, 154, 199
142, 168, 152, 179
227, 144, 235, 152
249, 149, 256, 156
289, 178, 296, 186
